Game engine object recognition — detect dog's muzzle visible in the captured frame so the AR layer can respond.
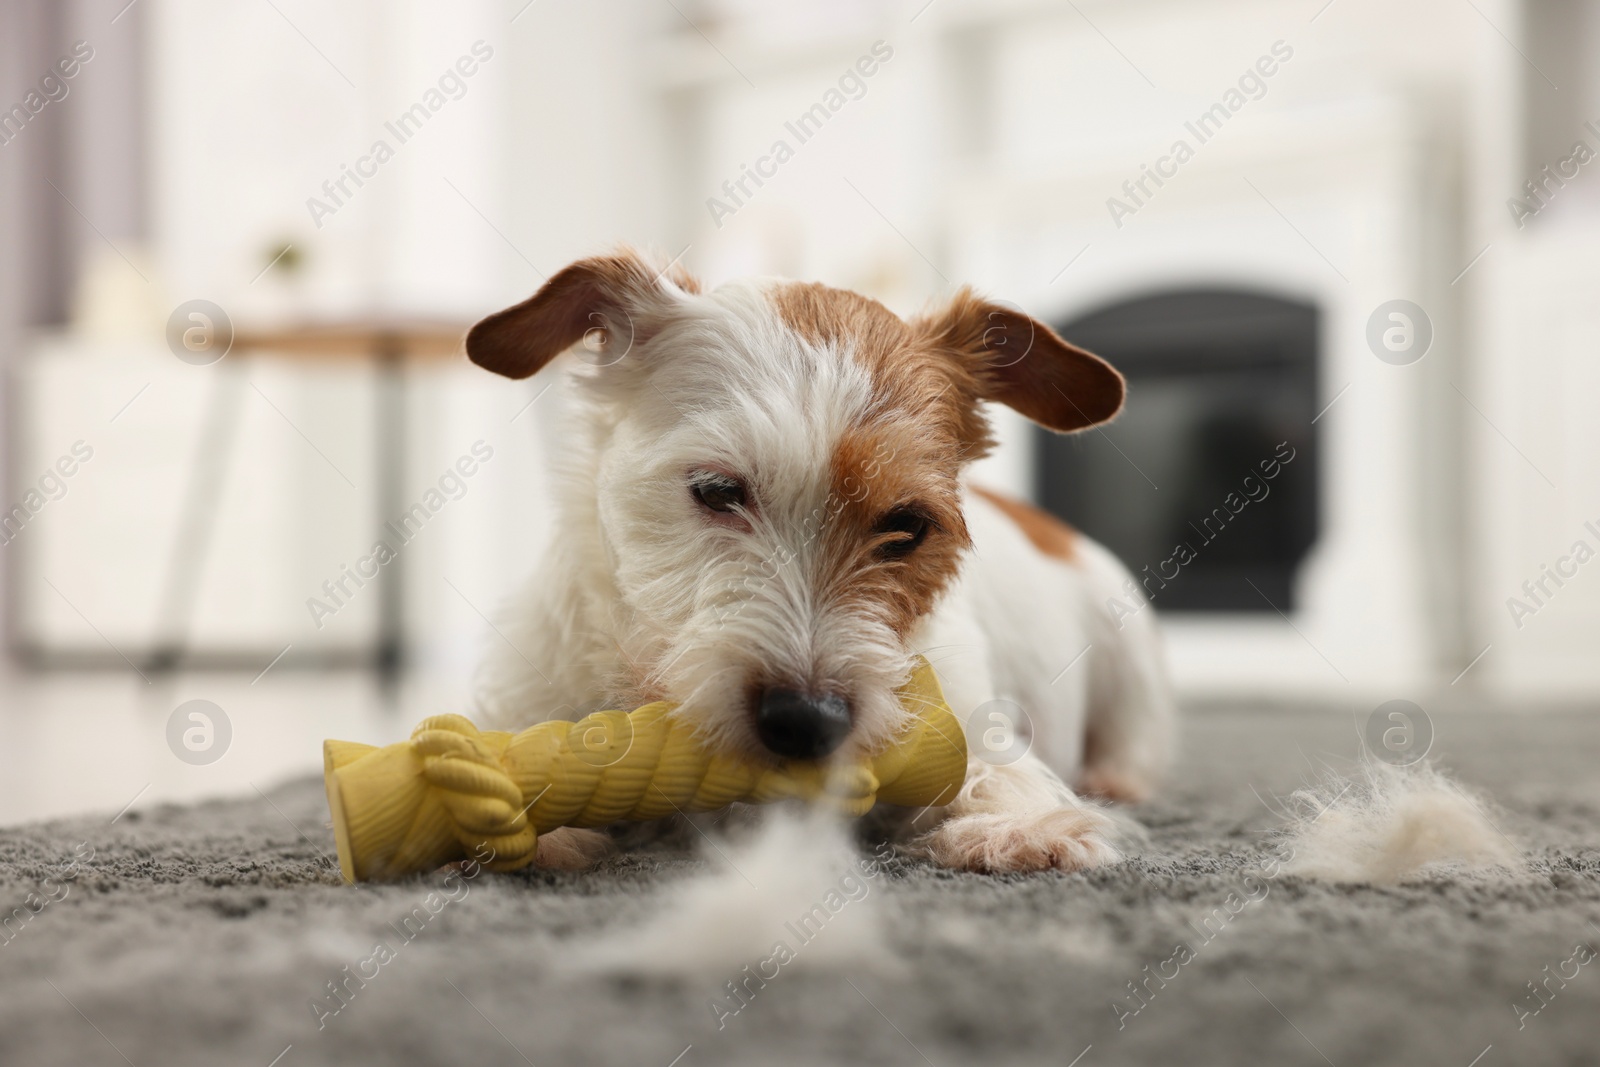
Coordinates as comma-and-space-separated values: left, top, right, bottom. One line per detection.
755, 688, 852, 760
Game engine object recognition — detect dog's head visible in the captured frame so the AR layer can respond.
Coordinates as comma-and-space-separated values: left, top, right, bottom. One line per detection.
467, 250, 1122, 764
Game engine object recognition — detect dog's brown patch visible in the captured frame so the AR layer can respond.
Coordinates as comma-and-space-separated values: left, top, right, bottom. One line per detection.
769, 282, 983, 637
771, 282, 995, 463
822, 418, 971, 637
970, 485, 1079, 563
767, 280, 1113, 639
769, 282, 909, 365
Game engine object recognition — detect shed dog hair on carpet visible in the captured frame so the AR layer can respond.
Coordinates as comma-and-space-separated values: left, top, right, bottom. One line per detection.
1275, 760, 1522, 884
566, 808, 892, 978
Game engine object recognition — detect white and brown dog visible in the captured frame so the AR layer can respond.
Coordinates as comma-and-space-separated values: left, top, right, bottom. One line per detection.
467, 250, 1174, 874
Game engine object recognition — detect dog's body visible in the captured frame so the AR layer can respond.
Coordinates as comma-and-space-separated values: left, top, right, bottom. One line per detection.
469, 252, 1175, 873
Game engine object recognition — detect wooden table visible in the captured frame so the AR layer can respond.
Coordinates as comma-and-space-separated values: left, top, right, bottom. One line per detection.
153, 321, 469, 687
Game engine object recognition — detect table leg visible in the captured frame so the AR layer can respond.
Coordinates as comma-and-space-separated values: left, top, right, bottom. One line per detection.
145, 364, 247, 673
374, 337, 405, 695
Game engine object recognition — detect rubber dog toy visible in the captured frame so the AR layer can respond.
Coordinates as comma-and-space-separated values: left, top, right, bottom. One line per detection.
324, 657, 967, 883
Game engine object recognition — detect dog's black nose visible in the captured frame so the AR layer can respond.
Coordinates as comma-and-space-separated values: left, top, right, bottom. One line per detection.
755, 689, 852, 760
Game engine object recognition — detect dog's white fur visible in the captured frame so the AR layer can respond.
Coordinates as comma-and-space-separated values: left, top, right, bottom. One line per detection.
907, 509, 1171, 870
471, 256, 1175, 873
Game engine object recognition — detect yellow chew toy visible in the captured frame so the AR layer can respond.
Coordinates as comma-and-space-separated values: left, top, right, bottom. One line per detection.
323, 658, 967, 883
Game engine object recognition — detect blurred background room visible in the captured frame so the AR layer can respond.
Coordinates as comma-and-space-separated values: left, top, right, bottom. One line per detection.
2, 0, 1598, 826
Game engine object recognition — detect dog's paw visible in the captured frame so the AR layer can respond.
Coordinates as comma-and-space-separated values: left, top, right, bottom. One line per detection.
1077, 765, 1151, 805
534, 827, 615, 870
919, 806, 1121, 873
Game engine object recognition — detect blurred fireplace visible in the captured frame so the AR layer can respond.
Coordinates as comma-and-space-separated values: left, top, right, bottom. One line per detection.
1035, 290, 1320, 613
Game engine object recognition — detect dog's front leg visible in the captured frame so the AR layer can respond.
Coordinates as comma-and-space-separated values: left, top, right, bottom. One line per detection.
916, 753, 1121, 874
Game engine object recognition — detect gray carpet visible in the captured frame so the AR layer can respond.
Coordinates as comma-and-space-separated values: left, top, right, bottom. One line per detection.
3, 703, 1599, 1067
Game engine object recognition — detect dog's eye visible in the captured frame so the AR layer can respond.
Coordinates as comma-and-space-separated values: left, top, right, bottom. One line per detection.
691, 473, 748, 514
875, 506, 933, 560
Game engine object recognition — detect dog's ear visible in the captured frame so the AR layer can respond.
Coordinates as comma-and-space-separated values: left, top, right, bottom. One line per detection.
466, 250, 699, 380
917, 288, 1124, 432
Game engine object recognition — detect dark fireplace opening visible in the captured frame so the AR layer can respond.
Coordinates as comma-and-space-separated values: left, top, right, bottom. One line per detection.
1034, 289, 1320, 613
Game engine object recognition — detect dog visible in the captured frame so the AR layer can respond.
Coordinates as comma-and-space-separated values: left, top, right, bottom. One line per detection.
466, 249, 1175, 873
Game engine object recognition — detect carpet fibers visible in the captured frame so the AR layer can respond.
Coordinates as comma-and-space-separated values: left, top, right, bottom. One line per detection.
2, 704, 1598, 1067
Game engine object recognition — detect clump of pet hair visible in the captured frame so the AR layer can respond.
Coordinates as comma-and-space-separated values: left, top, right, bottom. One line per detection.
565, 806, 893, 977
1274, 759, 1522, 884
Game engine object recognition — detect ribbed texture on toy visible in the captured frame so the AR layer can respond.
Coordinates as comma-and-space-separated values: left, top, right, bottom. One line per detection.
323, 657, 967, 883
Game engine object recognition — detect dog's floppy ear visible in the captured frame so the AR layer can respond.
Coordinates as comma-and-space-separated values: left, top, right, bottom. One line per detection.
918, 288, 1124, 432
466, 250, 698, 380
